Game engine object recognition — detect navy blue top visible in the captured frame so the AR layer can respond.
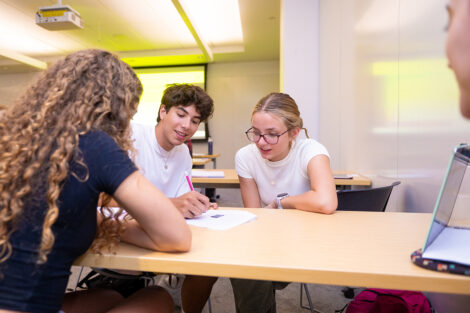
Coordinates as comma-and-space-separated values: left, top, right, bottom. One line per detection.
0, 131, 137, 313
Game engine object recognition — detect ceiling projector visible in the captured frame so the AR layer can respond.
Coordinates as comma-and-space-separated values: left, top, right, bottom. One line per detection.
36, 2, 83, 30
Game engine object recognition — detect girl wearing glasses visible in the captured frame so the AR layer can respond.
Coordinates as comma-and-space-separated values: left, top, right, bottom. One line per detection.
236, 92, 337, 212
231, 92, 337, 313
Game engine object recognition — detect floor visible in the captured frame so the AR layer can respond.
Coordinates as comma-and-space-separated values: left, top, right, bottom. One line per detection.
196, 277, 352, 313
67, 188, 356, 313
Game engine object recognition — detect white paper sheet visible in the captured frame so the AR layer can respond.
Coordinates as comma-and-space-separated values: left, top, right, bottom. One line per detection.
333, 174, 358, 179
191, 170, 225, 178
422, 227, 470, 265
186, 209, 257, 230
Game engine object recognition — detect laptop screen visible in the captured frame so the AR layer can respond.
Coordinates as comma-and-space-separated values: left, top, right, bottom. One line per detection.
423, 144, 470, 251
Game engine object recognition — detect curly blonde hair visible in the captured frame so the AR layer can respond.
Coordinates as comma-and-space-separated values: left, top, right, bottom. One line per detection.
0, 49, 142, 264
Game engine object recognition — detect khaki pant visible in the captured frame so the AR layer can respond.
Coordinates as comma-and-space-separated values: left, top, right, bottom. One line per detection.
230, 279, 289, 313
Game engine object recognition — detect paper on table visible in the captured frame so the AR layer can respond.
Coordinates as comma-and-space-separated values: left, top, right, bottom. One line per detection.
422, 227, 470, 266
191, 170, 225, 178
186, 209, 257, 230
334, 174, 358, 179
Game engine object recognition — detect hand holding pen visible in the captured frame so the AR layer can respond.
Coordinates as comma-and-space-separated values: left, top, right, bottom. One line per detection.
185, 171, 218, 209
169, 171, 217, 219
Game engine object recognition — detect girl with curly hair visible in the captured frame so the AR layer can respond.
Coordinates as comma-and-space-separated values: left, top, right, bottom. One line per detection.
0, 49, 190, 313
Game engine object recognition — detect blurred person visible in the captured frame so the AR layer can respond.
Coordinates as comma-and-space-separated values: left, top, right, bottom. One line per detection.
424, 1, 470, 312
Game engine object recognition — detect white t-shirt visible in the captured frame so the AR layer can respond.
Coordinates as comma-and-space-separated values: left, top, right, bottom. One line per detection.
131, 122, 192, 198
235, 138, 329, 206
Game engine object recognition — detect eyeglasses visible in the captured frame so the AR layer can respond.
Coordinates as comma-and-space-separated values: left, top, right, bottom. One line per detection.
245, 127, 289, 144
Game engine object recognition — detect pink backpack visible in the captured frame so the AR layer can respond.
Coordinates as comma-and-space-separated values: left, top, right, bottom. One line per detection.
339, 289, 433, 313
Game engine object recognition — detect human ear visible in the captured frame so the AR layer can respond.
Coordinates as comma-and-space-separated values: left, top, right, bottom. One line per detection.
289, 127, 301, 139
159, 106, 167, 120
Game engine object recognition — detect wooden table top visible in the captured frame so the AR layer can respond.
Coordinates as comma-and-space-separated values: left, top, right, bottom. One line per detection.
191, 169, 372, 188
75, 209, 470, 295
192, 158, 212, 166
192, 153, 220, 159
191, 169, 240, 188
332, 170, 372, 186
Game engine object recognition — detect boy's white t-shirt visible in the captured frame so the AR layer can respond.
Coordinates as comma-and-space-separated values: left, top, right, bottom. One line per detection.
131, 122, 191, 198
235, 138, 329, 206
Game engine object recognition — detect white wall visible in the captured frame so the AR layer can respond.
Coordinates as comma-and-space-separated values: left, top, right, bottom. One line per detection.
197, 60, 280, 168
0, 71, 40, 108
318, 0, 470, 212
280, 0, 320, 139
318, 0, 470, 311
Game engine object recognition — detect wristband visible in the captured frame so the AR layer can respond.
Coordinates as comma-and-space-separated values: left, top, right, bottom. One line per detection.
276, 193, 288, 209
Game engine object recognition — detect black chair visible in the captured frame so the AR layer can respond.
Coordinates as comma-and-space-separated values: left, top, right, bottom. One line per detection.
300, 181, 401, 312
336, 181, 401, 212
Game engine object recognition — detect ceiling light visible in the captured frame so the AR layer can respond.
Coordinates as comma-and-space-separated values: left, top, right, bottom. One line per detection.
180, 0, 243, 45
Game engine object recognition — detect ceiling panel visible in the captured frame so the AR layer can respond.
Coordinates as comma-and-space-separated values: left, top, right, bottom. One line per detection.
0, 0, 279, 69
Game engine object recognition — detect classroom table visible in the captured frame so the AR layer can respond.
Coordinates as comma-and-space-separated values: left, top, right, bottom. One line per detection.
192, 153, 220, 168
192, 158, 212, 167
191, 169, 372, 189
191, 169, 240, 189
75, 209, 470, 295
192, 153, 221, 159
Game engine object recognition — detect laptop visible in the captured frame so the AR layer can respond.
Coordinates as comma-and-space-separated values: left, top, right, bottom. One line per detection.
421, 143, 470, 266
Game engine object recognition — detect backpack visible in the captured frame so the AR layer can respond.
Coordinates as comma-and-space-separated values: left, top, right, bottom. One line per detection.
336, 289, 434, 313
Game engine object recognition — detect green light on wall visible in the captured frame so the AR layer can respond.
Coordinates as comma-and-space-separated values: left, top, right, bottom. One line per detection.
372, 59, 450, 76
122, 55, 207, 68
371, 58, 459, 122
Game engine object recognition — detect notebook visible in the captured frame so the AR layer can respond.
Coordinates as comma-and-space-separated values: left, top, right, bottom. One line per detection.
421, 144, 470, 266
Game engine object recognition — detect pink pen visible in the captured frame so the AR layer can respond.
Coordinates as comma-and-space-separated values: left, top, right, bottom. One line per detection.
185, 171, 194, 191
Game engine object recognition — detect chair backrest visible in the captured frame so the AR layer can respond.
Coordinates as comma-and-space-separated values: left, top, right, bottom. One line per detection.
337, 181, 401, 212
